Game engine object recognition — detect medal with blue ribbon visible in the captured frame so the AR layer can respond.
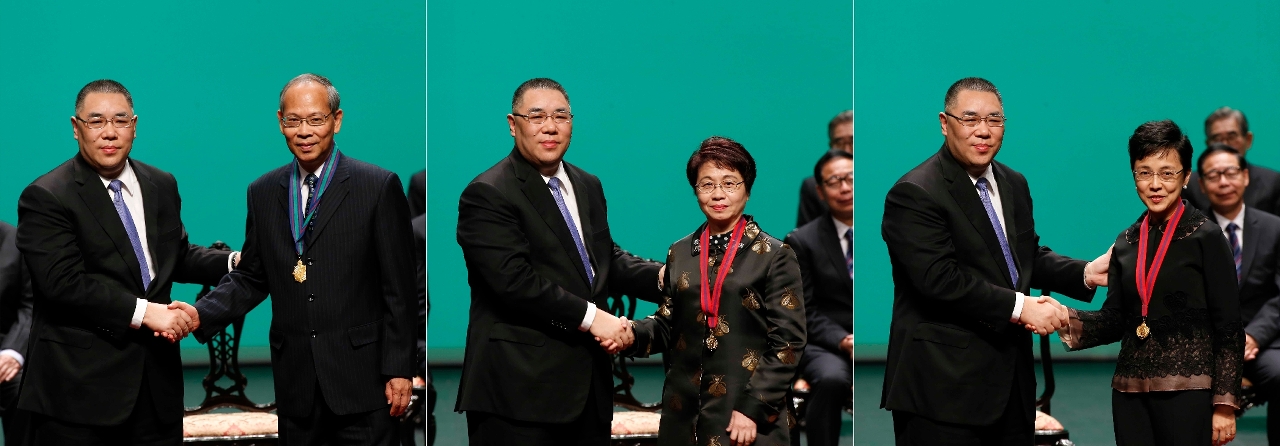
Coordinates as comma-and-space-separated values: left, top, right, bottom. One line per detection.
289, 147, 341, 283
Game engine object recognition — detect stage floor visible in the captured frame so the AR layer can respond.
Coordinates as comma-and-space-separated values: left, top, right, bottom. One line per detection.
855, 362, 1270, 445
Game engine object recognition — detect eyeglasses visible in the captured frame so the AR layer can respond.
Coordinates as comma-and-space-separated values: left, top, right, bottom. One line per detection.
944, 112, 1006, 128
1133, 169, 1185, 182
695, 180, 744, 194
823, 173, 852, 187
76, 115, 135, 130
1203, 166, 1244, 182
280, 113, 332, 128
513, 112, 573, 125
1208, 131, 1244, 143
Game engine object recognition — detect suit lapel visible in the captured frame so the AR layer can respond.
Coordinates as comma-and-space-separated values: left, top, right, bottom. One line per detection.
305, 160, 351, 248
816, 217, 852, 285
135, 163, 164, 297
512, 152, 593, 287
939, 148, 1014, 288
1241, 208, 1258, 286
72, 156, 146, 293
993, 164, 1022, 286
565, 164, 599, 280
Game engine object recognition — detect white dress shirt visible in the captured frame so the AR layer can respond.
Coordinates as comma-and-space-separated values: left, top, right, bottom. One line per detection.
965, 166, 1029, 323
1214, 205, 1247, 250
540, 162, 600, 331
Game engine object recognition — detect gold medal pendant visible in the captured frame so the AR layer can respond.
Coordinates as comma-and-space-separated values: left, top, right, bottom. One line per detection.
706, 334, 718, 351
293, 259, 307, 283
1136, 321, 1150, 339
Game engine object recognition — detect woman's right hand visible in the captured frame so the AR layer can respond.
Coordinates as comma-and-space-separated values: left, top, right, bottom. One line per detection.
726, 410, 756, 445
1212, 405, 1236, 445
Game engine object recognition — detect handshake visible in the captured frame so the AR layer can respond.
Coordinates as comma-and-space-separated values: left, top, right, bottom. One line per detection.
142, 301, 200, 343
590, 308, 634, 354
1019, 295, 1070, 336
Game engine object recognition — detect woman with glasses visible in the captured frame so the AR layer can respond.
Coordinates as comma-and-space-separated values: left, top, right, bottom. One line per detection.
615, 136, 805, 446
1057, 120, 1243, 445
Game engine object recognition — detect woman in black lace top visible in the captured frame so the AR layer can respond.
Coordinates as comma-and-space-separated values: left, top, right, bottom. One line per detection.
1059, 120, 1243, 445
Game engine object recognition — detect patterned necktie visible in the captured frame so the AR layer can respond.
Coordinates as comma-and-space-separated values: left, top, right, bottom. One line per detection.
975, 178, 1019, 286
1227, 222, 1242, 283
844, 228, 853, 278
548, 177, 594, 285
108, 180, 151, 291
304, 174, 318, 215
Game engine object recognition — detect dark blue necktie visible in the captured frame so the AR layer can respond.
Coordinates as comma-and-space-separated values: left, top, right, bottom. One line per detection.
844, 228, 852, 278
108, 180, 151, 291
304, 174, 318, 215
548, 177, 594, 285
975, 178, 1019, 286
1227, 222, 1242, 283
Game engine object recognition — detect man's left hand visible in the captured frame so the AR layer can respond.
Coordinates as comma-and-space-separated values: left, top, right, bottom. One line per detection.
386, 377, 412, 416
0, 355, 20, 382
1085, 245, 1113, 288
839, 334, 853, 358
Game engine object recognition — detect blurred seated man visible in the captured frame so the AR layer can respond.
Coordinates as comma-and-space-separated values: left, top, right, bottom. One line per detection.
0, 220, 32, 446
785, 149, 852, 446
1198, 144, 1280, 445
797, 110, 851, 227
1185, 107, 1280, 215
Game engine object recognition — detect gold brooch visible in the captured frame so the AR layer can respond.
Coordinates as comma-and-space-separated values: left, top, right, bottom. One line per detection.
706, 334, 718, 351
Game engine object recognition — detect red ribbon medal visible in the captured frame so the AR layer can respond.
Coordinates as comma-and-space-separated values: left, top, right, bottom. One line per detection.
1134, 202, 1185, 340
699, 218, 748, 332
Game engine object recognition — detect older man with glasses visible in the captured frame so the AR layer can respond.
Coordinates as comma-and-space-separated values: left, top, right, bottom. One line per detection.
1185, 107, 1280, 216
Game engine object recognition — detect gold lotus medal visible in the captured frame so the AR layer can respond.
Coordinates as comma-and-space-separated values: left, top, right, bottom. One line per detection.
709, 375, 727, 397
1137, 319, 1150, 339
706, 333, 718, 351
293, 258, 307, 283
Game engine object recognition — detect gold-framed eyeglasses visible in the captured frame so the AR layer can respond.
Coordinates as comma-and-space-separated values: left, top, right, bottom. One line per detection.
280, 113, 332, 128
823, 173, 852, 187
1133, 169, 1185, 182
76, 115, 135, 130
695, 180, 744, 194
1202, 166, 1244, 182
944, 112, 1006, 128
513, 112, 573, 125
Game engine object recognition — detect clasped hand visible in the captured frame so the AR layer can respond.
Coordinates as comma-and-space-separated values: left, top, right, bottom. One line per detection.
1020, 295, 1069, 335
143, 301, 200, 343
591, 308, 634, 354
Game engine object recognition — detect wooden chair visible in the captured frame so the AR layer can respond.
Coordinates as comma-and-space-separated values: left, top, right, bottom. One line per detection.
606, 292, 660, 446
182, 242, 279, 445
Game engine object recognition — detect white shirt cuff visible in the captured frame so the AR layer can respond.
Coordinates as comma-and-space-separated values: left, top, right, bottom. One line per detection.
1010, 292, 1027, 323
130, 298, 148, 329
0, 349, 23, 366
227, 251, 240, 272
579, 302, 598, 332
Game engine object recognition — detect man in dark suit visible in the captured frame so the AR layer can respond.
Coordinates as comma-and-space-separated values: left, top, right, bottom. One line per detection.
455, 78, 662, 446
797, 110, 851, 227
785, 149, 852, 446
1185, 107, 1280, 215
0, 220, 33, 446
16, 79, 235, 445
408, 169, 425, 218
1198, 145, 1280, 444
880, 77, 1109, 445
191, 73, 417, 445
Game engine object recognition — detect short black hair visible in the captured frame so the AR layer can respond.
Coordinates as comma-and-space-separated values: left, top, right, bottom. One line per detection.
814, 149, 852, 184
1128, 120, 1193, 173
1196, 143, 1249, 176
75, 79, 133, 113
686, 136, 756, 195
944, 77, 1002, 111
512, 78, 570, 112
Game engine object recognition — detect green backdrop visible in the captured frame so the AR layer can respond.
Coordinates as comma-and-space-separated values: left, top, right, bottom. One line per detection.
854, 1, 1280, 354
0, 3, 425, 360
427, 1, 853, 357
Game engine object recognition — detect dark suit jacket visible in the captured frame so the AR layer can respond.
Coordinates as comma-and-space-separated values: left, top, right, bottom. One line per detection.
796, 176, 826, 228
408, 169, 425, 218
1231, 208, 1280, 349
880, 146, 1096, 426
0, 221, 33, 394
455, 148, 661, 423
194, 155, 418, 417
1187, 163, 1280, 216
15, 156, 228, 426
784, 216, 851, 353
412, 214, 426, 377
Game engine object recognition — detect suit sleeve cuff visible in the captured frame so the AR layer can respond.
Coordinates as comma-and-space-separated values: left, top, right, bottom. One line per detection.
131, 298, 148, 329
1010, 292, 1026, 323
579, 302, 597, 332
0, 349, 23, 366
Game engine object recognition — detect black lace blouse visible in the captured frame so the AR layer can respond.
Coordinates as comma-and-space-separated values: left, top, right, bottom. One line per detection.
1059, 203, 1244, 407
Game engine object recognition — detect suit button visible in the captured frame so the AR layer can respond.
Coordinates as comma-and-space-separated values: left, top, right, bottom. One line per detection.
308, 294, 315, 302
311, 330, 317, 337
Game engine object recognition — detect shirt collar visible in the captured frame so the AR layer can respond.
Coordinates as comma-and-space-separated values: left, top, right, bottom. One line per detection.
99, 160, 139, 197
540, 162, 569, 186
301, 160, 326, 180
1214, 205, 1246, 232
966, 164, 996, 187
832, 215, 851, 239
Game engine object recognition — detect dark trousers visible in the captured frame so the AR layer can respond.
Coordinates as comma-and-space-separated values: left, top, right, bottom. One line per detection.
280, 382, 398, 446
27, 380, 181, 446
1247, 346, 1280, 445
0, 370, 28, 446
891, 375, 1033, 446
799, 346, 850, 446
1111, 389, 1212, 446
465, 385, 609, 446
